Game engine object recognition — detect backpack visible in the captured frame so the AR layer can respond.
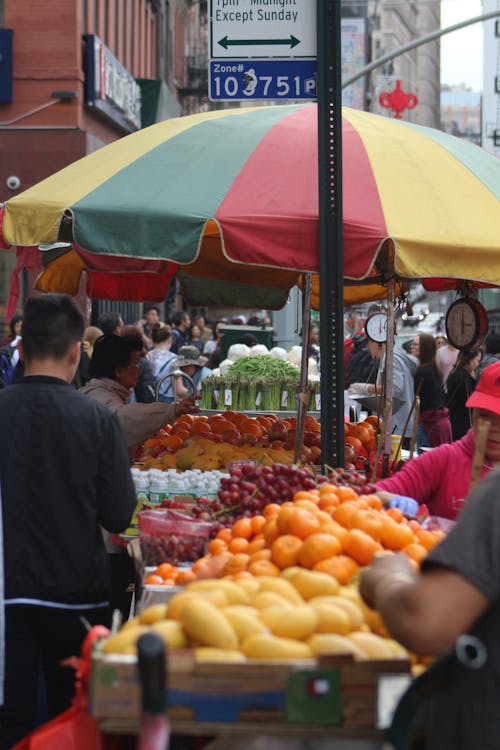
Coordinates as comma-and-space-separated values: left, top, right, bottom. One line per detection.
0, 345, 15, 387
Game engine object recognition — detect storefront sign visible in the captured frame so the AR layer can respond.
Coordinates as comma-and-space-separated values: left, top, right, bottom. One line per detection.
84, 35, 141, 131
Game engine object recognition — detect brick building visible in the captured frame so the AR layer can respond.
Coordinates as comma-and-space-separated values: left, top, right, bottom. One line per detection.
0, 0, 207, 325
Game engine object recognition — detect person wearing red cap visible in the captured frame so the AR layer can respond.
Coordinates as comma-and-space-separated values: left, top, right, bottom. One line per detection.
376, 360, 500, 520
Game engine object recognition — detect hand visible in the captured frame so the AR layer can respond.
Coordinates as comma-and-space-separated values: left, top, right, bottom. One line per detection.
388, 495, 419, 517
174, 395, 200, 417
348, 382, 371, 396
359, 553, 416, 610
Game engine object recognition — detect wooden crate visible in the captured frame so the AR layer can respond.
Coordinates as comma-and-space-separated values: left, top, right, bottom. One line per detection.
91, 650, 411, 732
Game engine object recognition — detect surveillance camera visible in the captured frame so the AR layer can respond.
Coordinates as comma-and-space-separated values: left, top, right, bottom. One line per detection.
6, 176, 21, 191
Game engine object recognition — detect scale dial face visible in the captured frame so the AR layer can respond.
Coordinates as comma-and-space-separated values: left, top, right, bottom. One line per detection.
445, 299, 480, 349
365, 312, 388, 343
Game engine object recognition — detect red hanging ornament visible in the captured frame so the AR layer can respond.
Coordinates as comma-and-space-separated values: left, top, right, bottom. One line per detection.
379, 80, 418, 119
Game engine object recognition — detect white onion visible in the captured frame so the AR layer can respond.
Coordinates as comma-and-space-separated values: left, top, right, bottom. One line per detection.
269, 346, 288, 360
227, 343, 250, 361
248, 344, 269, 356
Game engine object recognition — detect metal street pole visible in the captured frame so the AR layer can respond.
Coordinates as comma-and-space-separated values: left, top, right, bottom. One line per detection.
317, 0, 344, 469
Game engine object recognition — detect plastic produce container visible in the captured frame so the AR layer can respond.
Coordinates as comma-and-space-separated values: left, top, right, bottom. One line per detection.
138, 509, 213, 566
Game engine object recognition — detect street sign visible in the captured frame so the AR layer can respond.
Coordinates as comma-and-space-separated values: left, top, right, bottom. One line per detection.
210, 0, 316, 59
209, 59, 316, 101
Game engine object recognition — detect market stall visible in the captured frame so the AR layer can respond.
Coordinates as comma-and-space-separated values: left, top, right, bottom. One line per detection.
2, 104, 500, 747
2, 103, 500, 465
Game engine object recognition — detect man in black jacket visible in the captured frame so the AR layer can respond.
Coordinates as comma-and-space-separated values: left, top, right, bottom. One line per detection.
0, 294, 136, 749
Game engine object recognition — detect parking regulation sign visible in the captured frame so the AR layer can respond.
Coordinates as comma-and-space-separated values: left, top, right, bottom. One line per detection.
209, 0, 317, 101
209, 58, 316, 100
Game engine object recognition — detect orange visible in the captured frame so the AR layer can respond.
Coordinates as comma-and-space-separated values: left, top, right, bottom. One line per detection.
293, 490, 320, 503
318, 493, 340, 510
216, 528, 233, 544
271, 534, 303, 569
208, 538, 228, 555
364, 494, 383, 511
287, 508, 322, 540
351, 425, 371, 444
315, 509, 334, 525
351, 509, 383, 542
359, 421, 376, 436
248, 559, 281, 577
344, 529, 381, 566
345, 436, 363, 451
176, 569, 196, 585
297, 533, 342, 568
385, 507, 404, 523
320, 520, 349, 548
276, 504, 297, 535
415, 528, 438, 551
333, 501, 360, 528
144, 574, 165, 585
190, 421, 212, 436
229, 537, 250, 554
249, 548, 272, 563
222, 553, 251, 576
313, 555, 359, 585
380, 518, 414, 551
247, 536, 266, 555
319, 483, 340, 495
263, 519, 279, 545
251, 515, 266, 535
336, 486, 358, 503
156, 562, 175, 579
231, 517, 253, 540
404, 543, 428, 565
294, 499, 320, 514
263, 503, 281, 519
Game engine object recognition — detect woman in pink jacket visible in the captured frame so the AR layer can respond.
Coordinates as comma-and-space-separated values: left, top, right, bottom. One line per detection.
376, 361, 500, 520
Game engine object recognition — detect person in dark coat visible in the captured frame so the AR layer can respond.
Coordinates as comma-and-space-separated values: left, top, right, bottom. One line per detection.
411, 332, 452, 450
120, 325, 156, 403
346, 334, 378, 387
446, 348, 483, 441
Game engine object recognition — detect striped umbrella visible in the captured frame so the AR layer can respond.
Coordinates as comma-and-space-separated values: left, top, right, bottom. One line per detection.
2, 103, 500, 306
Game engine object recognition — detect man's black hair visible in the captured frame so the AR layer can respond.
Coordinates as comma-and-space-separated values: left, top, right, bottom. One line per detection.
238, 333, 259, 347
97, 311, 123, 336
89, 334, 139, 379
22, 294, 84, 361
144, 305, 160, 315
171, 311, 188, 327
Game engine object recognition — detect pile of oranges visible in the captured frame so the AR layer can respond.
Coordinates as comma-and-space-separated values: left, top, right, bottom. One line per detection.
136, 412, 322, 470
190, 484, 444, 585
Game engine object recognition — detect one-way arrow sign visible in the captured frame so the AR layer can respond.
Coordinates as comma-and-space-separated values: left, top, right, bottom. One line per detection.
218, 34, 300, 50
210, 0, 316, 60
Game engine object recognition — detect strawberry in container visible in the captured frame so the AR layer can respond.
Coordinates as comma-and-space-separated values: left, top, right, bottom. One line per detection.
139, 509, 213, 567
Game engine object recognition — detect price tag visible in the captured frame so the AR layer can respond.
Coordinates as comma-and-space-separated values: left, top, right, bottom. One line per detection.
315, 394, 321, 410
255, 391, 262, 407
224, 388, 232, 406
281, 390, 288, 408
377, 674, 412, 729
213, 389, 219, 401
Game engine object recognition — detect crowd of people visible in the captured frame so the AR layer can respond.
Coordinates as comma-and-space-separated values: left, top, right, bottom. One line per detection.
2, 298, 500, 747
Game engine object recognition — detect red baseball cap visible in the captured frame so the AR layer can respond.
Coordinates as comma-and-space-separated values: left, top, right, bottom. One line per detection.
466, 361, 500, 415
